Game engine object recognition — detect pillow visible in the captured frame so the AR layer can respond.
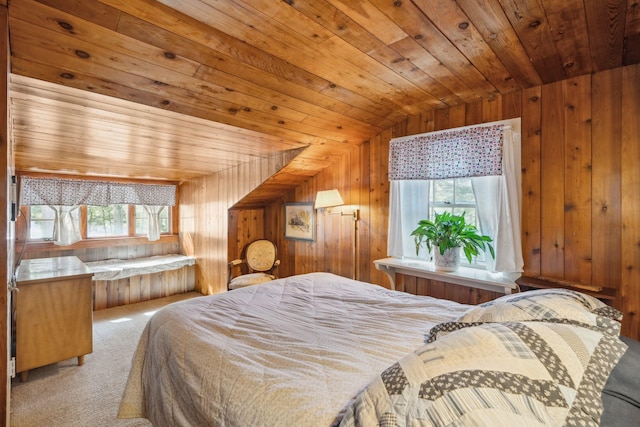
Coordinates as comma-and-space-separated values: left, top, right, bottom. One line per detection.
339, 321, 627, 427
455, 288, 623, 336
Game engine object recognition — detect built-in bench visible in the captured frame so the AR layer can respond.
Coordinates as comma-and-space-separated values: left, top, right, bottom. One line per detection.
85, 254, 196, 310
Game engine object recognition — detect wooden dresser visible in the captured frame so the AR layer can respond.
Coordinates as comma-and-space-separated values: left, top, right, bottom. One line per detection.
15, 256, 94, 381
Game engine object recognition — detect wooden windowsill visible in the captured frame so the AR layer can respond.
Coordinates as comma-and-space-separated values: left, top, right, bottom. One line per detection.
374, 257, 517, 294
17, 234, 179, 252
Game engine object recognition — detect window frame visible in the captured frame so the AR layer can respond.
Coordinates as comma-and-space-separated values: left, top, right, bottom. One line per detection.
427, 177, 487, 267
386, 118, 523, 276
408, 177, 487, 269
22, 203, 175, 243
133, 205, 170, 237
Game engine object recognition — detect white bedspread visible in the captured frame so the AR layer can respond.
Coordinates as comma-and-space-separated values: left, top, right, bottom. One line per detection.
118, 272, 470, 426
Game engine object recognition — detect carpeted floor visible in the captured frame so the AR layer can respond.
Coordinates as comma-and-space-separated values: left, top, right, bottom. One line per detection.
10, 291, 203, 427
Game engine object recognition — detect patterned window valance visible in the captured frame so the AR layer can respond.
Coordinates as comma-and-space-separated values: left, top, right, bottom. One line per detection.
389, 124, 505, 180
20, 177, 176, 206
108, 182, 176, 206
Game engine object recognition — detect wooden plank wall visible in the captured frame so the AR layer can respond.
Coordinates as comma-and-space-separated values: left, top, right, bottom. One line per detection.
235, 64, 640, 339
179, 152, 295, 295
228, 208, 266, 262
19, 236, 182, 263
18, 236, 193, 310
259, 146, 365, 281
92, 266, 194, 310
395, 274, 503, 305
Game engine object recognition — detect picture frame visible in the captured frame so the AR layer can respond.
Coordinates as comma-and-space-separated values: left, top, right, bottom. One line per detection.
284, 202, 315, 241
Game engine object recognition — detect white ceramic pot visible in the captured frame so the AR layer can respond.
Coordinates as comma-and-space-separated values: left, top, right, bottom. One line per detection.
434, 246, 460, 272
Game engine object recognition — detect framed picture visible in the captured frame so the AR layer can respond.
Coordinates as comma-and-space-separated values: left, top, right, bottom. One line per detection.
284, 202, 315, 241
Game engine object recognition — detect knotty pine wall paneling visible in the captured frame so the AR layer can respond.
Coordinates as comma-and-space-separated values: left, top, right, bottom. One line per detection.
228, 208, 265, 262
261, 147, 365, 281
180, 153, 294, 295
264, 196, 294, 279
540, 81, 566, 278
371, 67, 638, 338
591, 68, 622, 303
17, 235, 191, 310
357, 138, 372, 282
299, 176, 324, 274
19, 236, 181, 263
521, 86, 543, 277
563, 75, 593, 284
92, 266, 194, 311
365, 130, 390, 286
620, 64, 640, 339
227, 65, 639, 339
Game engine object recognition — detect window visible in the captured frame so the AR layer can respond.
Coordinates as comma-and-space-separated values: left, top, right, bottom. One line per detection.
26, 204, 171, 241
387, 119, 523, 274
20, 177, 177, 245
134, 205, 169, 235
428, 178, 485, 265
87, 205, 129, 238
28, 205, 57, 240
388, 179, 485, 265
430, 178, 476, 223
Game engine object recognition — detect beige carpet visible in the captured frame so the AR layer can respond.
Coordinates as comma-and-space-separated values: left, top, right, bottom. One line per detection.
10, 292, 203, 427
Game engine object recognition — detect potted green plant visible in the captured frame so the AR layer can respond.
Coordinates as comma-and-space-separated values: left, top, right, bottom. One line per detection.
411, 211, 495, 271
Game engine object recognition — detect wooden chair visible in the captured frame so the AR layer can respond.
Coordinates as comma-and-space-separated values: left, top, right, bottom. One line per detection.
227, 239, 280, 290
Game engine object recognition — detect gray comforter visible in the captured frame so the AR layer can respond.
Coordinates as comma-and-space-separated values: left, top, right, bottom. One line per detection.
118, 272, 469, 426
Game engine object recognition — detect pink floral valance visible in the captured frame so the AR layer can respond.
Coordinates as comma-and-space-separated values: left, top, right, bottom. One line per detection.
389, 124, 504, 180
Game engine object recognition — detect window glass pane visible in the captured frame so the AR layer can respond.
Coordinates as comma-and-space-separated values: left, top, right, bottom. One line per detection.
465, 209, 478, 225
429, 178, 483, 266
134, 205, 170, 235
431, 206, 452, 218
432, 179, 453, 204
453, 207, 468, 217
87, 205, 129, 237
134, 205, 148, 235
159, 207, 169, 233
29, 205, 56, 240
455, 178, 475, 203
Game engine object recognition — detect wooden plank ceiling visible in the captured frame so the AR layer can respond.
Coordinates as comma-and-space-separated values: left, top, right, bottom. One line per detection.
7, 0, 640, 189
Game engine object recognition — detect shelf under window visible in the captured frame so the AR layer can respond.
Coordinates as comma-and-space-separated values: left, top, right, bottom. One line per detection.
374, 257, 517, 294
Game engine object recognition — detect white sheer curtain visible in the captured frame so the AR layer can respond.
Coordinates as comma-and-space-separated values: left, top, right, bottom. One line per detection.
51, 205, 81, 246
387, 120, 523, 275
388, 180, 430, 258
144, 205, 165, 241
471, 128, 523, 275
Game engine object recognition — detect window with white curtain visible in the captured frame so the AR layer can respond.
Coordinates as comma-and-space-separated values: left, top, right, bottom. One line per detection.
26, 204, 172, 242
428, 178, 485, 265
134, 205, 169, 241
28, 205, 58, 240
86, 205, 129, 238
387, 119, 523, 276
21, 177, 176, 245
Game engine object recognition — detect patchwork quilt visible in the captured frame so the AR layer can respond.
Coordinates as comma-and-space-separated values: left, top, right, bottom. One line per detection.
340, 289, 627, 427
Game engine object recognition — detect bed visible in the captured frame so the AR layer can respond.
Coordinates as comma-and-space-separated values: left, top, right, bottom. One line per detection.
118, 272, 640, 426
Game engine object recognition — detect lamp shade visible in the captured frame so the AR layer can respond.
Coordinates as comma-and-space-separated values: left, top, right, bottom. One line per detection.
314, 189, 344, 209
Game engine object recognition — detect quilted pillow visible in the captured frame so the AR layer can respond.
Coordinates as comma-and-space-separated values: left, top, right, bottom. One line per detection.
455, 288, 623, 336
339, 321, 627, 427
